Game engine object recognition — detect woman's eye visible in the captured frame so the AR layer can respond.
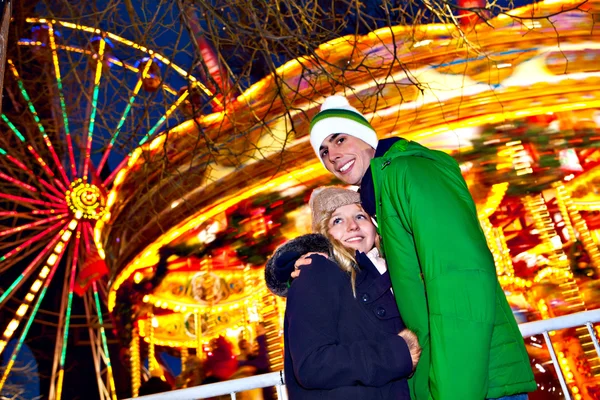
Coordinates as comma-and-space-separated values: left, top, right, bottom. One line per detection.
337, 137, 344, 144
320, 149, 328, 158
356, 214, 366, 220
332, 218, 342, 225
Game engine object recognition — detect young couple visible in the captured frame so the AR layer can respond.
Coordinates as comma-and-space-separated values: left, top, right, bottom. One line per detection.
265, 96, 537, 399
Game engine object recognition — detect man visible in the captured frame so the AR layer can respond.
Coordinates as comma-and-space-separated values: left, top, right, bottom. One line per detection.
308, 95, 536, 400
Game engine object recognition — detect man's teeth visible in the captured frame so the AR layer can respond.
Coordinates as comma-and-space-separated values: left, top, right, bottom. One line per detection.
340, 160, 354, 172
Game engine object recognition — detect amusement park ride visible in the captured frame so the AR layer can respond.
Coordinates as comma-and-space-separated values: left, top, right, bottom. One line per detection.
2, 0, 600, 398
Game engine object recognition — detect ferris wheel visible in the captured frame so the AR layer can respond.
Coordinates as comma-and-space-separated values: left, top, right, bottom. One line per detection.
0, 18, 210, 399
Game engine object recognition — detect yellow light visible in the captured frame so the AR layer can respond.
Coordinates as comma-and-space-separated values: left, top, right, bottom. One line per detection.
114, 170, 127, 187
0, 341, 5, 354
6, 319, 19, 334
142, 295, 150, 303
47, 254, 58, 266
39, 266, 50, 278
567, 372, 574, 380
98, 248, 106, 260
24, 293, 34, 302
75, 210, 83, 220
16, 304, 28, 317
133, 272, 143, 284
61, 231, 72, 242
107, 191, 117, 208
31, 280, 42, 293
128, 148, 142, 167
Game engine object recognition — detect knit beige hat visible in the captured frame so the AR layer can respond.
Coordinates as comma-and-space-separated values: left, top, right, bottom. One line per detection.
309, 186, 361, 231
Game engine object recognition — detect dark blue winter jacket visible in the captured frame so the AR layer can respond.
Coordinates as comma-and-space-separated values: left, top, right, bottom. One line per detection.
272, 236, 412, 399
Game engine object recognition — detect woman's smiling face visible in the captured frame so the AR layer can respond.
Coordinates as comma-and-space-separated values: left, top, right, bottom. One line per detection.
327, 203, 376, 254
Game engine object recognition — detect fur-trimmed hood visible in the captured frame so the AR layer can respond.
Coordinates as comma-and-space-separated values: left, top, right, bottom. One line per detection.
264, 233, 333, 297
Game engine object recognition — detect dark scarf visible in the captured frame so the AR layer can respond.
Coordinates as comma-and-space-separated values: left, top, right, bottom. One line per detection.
360, 137, 402, 218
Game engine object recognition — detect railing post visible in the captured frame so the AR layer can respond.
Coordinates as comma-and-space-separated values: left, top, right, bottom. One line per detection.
585, 322, 600, 359
542, 331, 572, 400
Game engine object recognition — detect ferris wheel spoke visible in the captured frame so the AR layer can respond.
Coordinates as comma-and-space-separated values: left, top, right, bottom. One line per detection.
0, 147, 34, 175
52, 225, 81, 400
0, 193, 66, 210
37, 176, 68, 199
92, 281, 118, 400
83, 221, 93, 253
102, 156, 128, 187
82, 38, 107, 180
47, 22, 77, 178
0, 213, 69, 239
97, 59, 155, 174
0, 171, 38, 193
40, 190, 67, 205
137, 87, 190, 146
5, 61, 71, 186
0, 221, 67, 303
1, 115, 61, 187
0, 219, 77, 392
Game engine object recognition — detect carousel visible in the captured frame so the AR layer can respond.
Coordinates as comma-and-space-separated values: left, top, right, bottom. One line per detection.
95, 0, 600, 398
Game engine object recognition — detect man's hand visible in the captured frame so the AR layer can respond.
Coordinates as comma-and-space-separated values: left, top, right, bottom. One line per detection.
398, 329, 421, 371
290, 252, 329, 278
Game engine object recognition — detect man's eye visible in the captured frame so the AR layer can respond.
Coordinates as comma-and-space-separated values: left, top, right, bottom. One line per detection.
321, 150, 328, 158
337, 137, 345, 144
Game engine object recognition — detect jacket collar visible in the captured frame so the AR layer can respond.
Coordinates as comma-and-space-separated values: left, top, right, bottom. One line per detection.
359, 137, 404, 217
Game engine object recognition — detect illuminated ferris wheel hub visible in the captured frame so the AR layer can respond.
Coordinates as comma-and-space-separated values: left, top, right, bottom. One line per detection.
65, 178, 106, 220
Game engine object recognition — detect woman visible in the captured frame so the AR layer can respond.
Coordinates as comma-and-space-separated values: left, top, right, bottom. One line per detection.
265, 186, 420, 399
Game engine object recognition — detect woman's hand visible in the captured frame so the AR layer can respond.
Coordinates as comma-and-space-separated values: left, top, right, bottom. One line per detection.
291, 252, 329, 278
398, 329, 421, 371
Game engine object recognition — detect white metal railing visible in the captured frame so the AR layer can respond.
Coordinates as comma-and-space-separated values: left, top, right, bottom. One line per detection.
130, 309, 600, 400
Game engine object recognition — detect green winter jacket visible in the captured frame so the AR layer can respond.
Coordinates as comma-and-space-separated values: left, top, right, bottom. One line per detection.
370, 139, 536, 400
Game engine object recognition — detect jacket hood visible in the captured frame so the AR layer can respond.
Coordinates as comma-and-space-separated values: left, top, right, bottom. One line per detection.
264, 234, 333, 297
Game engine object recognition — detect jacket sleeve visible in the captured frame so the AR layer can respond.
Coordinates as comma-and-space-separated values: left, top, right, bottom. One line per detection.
390, 156, 497, 399
286, 255, 413, 390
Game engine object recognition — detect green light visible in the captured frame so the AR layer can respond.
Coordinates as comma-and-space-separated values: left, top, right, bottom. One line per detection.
138, 114, 167, 146
87, 86, 100, 148
0, 276, 24, 305
110, 95, 137, 146
59, 290, 74, 366
1, 114, 26, 142
0, 148, 6, 156
14, 79, 46, 135
93, 286, 112, 367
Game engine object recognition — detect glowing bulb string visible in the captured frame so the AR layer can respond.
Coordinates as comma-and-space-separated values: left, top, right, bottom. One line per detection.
5, 61, 71, 186
0, 213, 68, 238
55, 225, 81, 400
82, 37, 106, 180
47, 22, 77, 178
0, 221, 68, 307
96, 59, 154, 174
0, 219, 65, 265
0, 221, 74, 391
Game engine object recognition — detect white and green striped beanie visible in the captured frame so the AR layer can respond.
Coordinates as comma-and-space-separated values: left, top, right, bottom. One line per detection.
309, 96, 379, 161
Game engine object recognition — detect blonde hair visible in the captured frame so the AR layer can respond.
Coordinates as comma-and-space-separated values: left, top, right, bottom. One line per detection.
314, 204, 380, 297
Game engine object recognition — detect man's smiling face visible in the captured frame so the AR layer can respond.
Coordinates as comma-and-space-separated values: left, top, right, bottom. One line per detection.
319, 134, 376, 185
